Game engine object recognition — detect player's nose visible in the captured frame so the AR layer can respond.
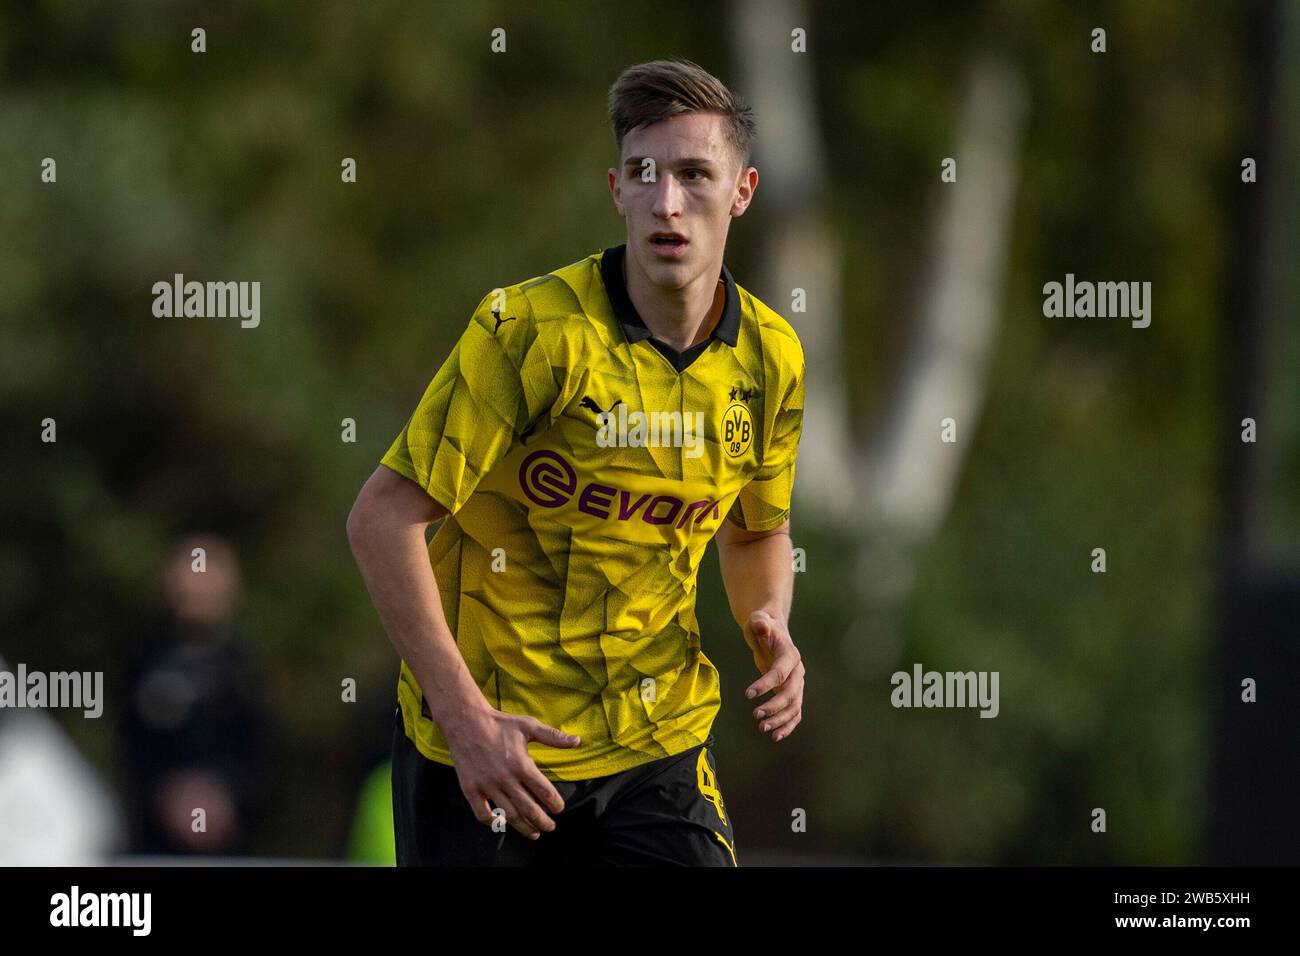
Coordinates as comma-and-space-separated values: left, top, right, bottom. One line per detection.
651, 173, 683, 218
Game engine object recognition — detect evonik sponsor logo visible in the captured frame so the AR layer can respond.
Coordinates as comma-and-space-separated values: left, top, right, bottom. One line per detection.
518, 449, 721, 530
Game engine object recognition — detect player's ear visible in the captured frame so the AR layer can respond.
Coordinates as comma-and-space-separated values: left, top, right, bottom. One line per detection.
731, 165, 757, 217
607, 168, 623, 212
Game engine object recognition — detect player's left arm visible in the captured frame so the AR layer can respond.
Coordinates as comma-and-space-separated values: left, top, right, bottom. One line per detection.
715, 516, 803, 743
715, 330, 806, 743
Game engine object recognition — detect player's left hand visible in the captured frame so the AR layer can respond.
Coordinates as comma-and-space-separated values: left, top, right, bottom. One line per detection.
743, 609, 804, 743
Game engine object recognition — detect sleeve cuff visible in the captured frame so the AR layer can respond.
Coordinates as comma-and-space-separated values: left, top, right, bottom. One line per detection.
379, 454, 457, 515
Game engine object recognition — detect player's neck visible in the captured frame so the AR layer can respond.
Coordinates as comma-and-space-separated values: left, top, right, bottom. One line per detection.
623, 251, 725, 352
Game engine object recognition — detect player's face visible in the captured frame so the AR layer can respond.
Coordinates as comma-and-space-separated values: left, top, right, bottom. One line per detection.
608, 112, 757, 290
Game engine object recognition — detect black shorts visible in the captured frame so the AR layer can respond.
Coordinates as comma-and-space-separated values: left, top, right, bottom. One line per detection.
390, 707, 737, 866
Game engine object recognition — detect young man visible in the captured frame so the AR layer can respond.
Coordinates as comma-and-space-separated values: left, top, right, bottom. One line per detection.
348, 59, 806, 866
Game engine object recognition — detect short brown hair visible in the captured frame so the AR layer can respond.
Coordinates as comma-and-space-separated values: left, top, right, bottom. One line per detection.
607, 59, 756, 171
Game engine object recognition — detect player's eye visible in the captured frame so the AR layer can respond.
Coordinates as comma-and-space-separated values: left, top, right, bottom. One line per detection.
682, 169, 706, 181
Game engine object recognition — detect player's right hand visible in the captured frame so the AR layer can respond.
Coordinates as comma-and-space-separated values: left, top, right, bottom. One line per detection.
442, 707, 580, 840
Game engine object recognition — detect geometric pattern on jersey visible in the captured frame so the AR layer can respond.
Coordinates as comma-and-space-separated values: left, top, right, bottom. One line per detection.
381, 243, 805, 780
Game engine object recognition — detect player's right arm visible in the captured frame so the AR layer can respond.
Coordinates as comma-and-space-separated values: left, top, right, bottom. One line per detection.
347, 287, 577, 840
347, 467, 575, 839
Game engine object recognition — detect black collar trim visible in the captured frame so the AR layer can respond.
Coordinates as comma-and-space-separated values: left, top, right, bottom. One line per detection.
599, 243, 741, 353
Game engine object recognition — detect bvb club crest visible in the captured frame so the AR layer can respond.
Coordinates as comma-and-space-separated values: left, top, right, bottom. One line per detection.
720, 402, 753, 458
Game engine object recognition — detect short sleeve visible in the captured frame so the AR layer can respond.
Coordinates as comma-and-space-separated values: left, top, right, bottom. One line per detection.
380, 288, 557, 515
727, 357, 805, 532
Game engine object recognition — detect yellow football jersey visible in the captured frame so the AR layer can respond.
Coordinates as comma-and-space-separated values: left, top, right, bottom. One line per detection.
381, 244, 804, 780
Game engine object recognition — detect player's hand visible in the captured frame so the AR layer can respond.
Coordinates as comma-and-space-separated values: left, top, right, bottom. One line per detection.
443, 706, 580, 840
743, 609, 804, 743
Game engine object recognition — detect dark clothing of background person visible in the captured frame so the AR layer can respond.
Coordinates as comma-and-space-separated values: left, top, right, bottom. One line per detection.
120, 611, 267, 856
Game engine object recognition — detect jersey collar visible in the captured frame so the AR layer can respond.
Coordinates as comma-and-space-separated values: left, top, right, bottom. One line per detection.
599, 243, 741, 349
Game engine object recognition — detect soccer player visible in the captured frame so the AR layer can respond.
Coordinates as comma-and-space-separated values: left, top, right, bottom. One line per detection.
347, 59, 806, 866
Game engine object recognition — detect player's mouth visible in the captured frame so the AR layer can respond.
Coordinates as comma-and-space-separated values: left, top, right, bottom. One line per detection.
649, 232, 689, 258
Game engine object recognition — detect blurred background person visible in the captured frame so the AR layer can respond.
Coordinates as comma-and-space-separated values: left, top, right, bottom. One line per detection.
120, 534, 269, 857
